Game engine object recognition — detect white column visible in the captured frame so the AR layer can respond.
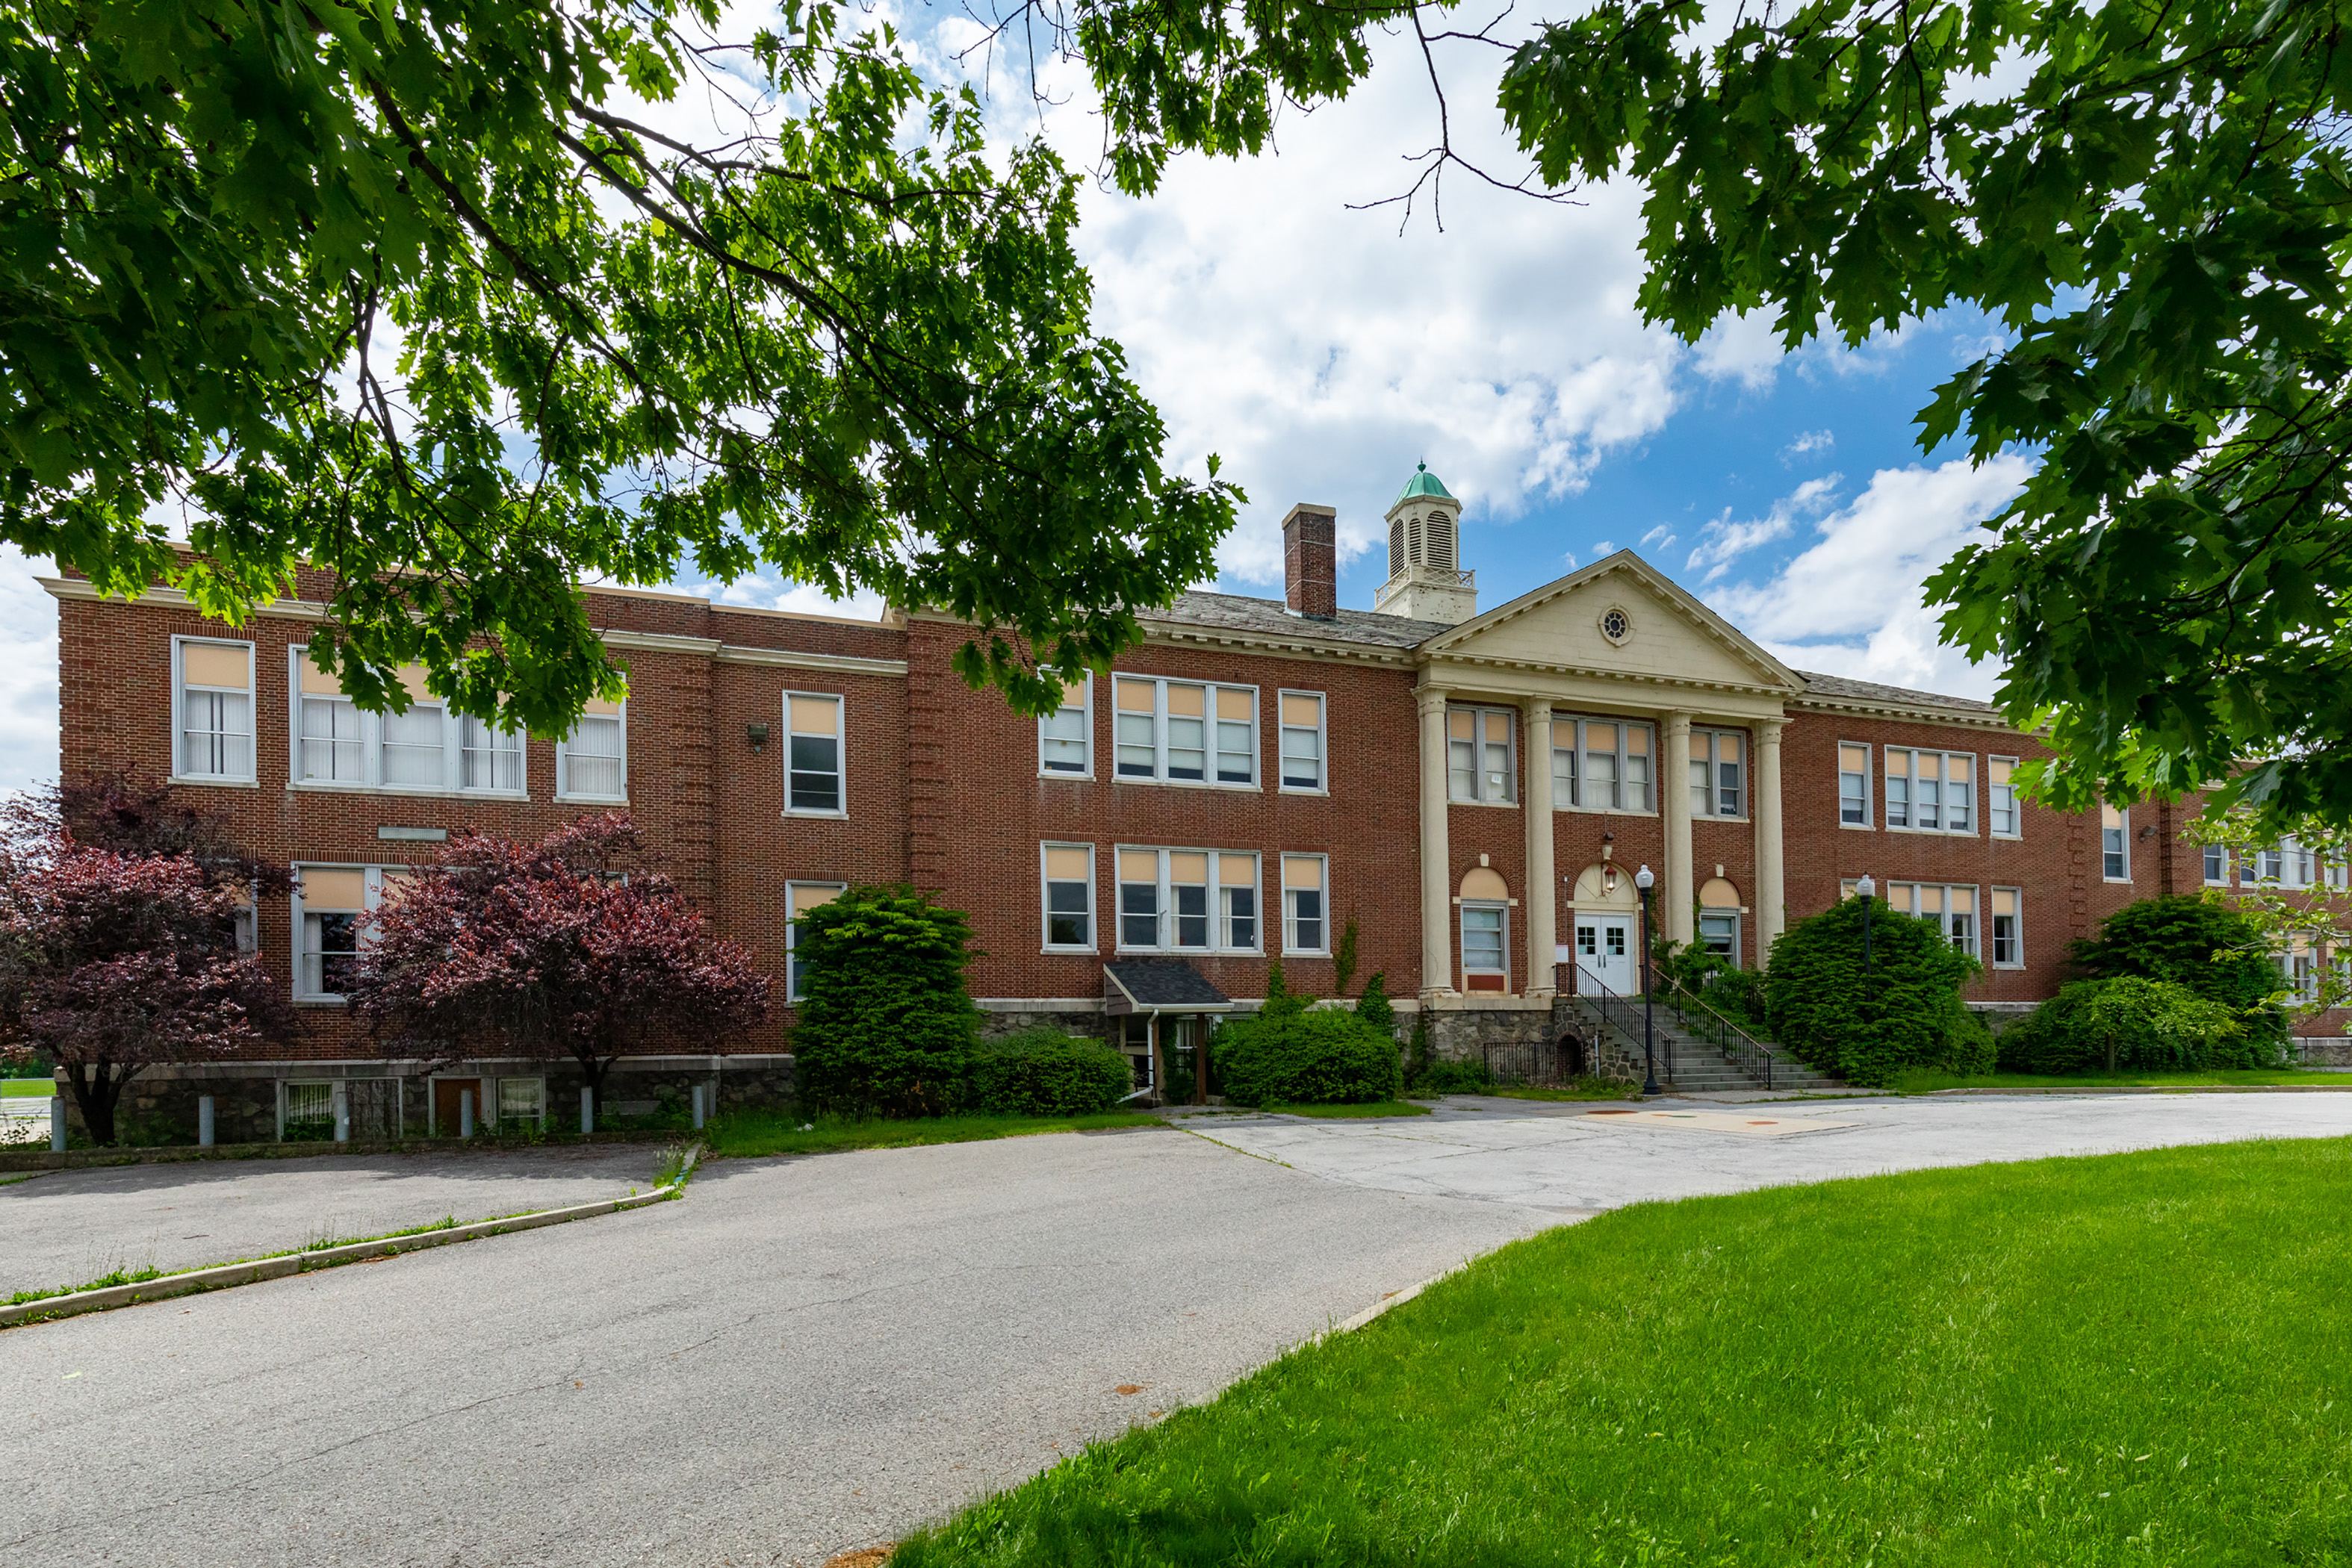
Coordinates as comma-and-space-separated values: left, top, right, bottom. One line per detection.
1756, 717, 1788, 962
1661, 710, 1695, 948
1522, 697, 1557, 999
1418, 685, 1456, 1000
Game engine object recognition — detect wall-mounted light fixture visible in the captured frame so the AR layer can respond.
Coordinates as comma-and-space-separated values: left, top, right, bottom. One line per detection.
2138, 824, 2156, 840
745, 722, 770, 753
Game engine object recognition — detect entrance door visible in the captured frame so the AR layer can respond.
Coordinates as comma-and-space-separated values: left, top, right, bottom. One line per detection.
1574, 916, 1635, 996
433, 1077, 484, 1136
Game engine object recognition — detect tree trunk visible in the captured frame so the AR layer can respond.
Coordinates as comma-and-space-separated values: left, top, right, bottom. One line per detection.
64, 1060, 126, 1147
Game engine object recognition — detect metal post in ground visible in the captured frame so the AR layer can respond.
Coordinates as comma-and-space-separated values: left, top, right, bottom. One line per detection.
1634, 865, 1660, 1098
50, 1097, 66, 1152
459, 1089, 474, 1139
580, 1085, 594, 1135
691, 1084, 706, 1130
333, 1080, 350, 1143
198, 1096, 215, 1148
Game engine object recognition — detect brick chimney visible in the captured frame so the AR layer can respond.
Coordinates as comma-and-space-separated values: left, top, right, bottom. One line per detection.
1282, 503, 1338, 620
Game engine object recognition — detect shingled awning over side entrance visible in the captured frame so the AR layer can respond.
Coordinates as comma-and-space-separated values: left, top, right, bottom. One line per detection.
1102, 961, 1235, 1015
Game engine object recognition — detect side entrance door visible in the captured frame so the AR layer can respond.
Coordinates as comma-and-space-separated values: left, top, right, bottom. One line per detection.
1573, 915, 1635, 996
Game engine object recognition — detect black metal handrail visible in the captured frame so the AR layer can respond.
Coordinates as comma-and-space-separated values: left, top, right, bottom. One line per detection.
1661, 980, 1776, 1089
1576, 974, 1672, 1085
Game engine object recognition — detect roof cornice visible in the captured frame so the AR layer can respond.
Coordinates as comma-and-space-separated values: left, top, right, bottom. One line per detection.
1787, 693, 2020, 732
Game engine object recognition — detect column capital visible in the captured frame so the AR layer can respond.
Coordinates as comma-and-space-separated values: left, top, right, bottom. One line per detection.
1415, 684, 1453, 717
1757, 715, 1790, 738
1520, 694, 1554, 722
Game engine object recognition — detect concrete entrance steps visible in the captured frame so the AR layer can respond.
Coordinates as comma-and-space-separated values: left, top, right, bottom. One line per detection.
1568, 996, 1844, 1095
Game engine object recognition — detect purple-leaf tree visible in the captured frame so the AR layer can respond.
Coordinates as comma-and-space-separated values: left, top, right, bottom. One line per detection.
345, 815, 770, 1105
0, 840, 291, 1145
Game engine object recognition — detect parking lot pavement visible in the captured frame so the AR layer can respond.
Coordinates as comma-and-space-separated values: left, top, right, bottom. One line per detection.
2, 1127, 1547, 1568
1192, 1090, 2352, 1209
0, 1143, 671, 1296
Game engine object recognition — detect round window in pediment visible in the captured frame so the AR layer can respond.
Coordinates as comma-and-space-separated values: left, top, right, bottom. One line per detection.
1599, 606, 1632, 645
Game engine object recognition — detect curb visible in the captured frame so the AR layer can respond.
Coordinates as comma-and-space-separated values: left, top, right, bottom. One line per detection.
0, 1127, 694, 1174
1918, 1084, 2352, 1097
1, 1145, 701, 1329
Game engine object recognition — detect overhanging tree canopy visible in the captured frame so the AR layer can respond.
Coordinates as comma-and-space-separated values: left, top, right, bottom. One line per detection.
5, 0, 1237, 731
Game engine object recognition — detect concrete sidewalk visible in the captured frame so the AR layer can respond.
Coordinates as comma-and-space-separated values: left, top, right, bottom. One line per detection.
0, 1144, 671, 1295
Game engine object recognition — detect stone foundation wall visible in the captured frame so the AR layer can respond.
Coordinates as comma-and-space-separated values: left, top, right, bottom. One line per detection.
2293, 1037, 2352, 1068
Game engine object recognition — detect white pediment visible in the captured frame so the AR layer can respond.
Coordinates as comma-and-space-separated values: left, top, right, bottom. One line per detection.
1420, 551, 1802, 694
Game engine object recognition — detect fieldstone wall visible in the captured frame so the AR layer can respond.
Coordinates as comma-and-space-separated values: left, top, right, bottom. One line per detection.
2293, 1037, 2352, 1068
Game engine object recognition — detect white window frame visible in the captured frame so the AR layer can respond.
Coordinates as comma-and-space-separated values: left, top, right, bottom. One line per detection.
1040, 842, 1097, 953
1037, 675, 1093, 779
456, 711, 525, 794
1114, 847, 1264, 955
291, 864, 398, 1002
1110, 676, 1261, 789
785, 881, 848, 1003
1990, 886, 2024, 969
496, 1076, 547, 1131
784, 691, 847, 817
1885, 881, 1980, 958
1277, 689, 1327, 794
1884, 747, 1977, 835
2101, 806, 2130, 882
1837, 741, 1871, 829
1697, 908, 1740, 965
1689, 727, 1748, 819
1447, 705, 1517, 804
2284, 946, 2320, 1005
288, 646, 527, 798
1554, 716, 1655, 814
173, 635, 257, 785
1282, 853, 1329, 956
1459, 901, 1509, 989
2203, 844, 2230, 886
1988, 755, 2020, 838
556, 699, 629, 803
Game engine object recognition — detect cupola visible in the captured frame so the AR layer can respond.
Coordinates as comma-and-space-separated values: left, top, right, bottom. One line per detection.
1374, 463, 1477, 624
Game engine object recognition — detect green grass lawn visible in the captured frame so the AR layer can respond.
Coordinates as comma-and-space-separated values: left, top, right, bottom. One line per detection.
2, 1079, 54, 1097
896, 1137, 2352, 1567
1889, 1065, 2352, 1092
1250, 1101, 1432, 1119
701, 1109, 1161, 1159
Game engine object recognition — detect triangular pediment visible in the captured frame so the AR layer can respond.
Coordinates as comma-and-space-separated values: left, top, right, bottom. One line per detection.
1419, 551, 1802, 693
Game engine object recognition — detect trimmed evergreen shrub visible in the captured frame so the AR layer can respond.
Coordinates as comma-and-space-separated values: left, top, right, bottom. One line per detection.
1999, 977, 2271, 1073
1766, 895, 1991, 1086
1214, 965, 1400, 1106
790, 886, 979, 1117
2068, 895, 2289, 1048
971, 1027, 1134, 1116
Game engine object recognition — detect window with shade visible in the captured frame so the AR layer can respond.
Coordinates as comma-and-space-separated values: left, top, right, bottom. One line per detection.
1278, 691, 1326, 791
786, 883, 845, 1001
291, 648, 523, 795
174, 638, 254, 782
1447, 706, 1515, 803
1112, 676, 1258, 787
1689, 729, 1746, 818
1041, 844, 1095, 951
558, 693, 627, 801
1988, 756, 2020, 836
1113, 847, 1260, 952
293, 864, 409, 999
1282, 854, 1327, 953
1990, 887, 2023, 967
2101, 806, 2129, 880
1885, 747, 1975, 833
1885, 881, 1979, 957
784, 692, 845, 813
1837, 742, 1870, 826
1551, 717, 1653, 812
1037, 676, 1091, 776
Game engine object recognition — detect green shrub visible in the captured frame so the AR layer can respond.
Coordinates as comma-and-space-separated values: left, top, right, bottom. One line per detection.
1999, 976, 2272, 1073
2068, 895, 2289, 1048
1410, 1057, 1495, 1095
1766, 895, 1990, 1086
1214, 980, 1400, 1107
790, 886, 978, 1117
972, 1028, 1135, 1116
1356, 971, 1396, 1037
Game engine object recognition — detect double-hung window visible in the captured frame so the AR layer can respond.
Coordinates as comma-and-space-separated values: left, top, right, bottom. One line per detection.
1988, 756, 2020, 837
292, 652, 522, 794
1447, 706, 1515, 803
558, 695, 627, 801
785, 693, 845, 814
1113, 677, 1257, 786
1279, 691, 1327, 791
2203, 844, 2230, 886
2101, 806, 2129, 880
1042, 844, 1095, 951
1282, 854, 1327, 954
1114, 847, 1262, 952
786, 883, 845, 1001
2283, 839, 2316, 888
459, 713, 524, 792
2285, 945, 2319, 1005
296, 653, 364, 783
1689, 729, 1746, 818
293, 865, 403, 999
379, 673, 446, 789
1886, 747, 1976, 833
1887, 882, 1979, 957
174, 638, 255, 783
1038, 678, 1092, 777
1460, 903, 1508, 987
1838, 743, 1870, 827
1990, 887, 2023, 968
1553, 718, 1654, 812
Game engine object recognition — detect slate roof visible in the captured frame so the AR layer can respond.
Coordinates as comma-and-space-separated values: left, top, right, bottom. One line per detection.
1105, 960, 1234, 1011
1142, 590, 1453, 650
1796, 670, 1998, 716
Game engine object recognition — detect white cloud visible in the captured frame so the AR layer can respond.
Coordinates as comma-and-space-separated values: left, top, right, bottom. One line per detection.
1684, 475, 1840, 579
1693, 309, 1787, 391
0, 549, 58, 795
1707, 455, 2034, 700
1783, 429, 1834, 460
1639, 523, 1675, 549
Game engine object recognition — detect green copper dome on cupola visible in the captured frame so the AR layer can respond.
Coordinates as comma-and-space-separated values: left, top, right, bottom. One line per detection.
1394, 461, 1455, 503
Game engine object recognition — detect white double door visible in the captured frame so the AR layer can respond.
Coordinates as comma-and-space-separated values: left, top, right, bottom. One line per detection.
1573, 913, 1636, 996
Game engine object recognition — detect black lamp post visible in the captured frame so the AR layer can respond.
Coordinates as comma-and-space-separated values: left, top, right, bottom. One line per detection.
1634, 864, 1660, 1098
1857, 874, 1876, 980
